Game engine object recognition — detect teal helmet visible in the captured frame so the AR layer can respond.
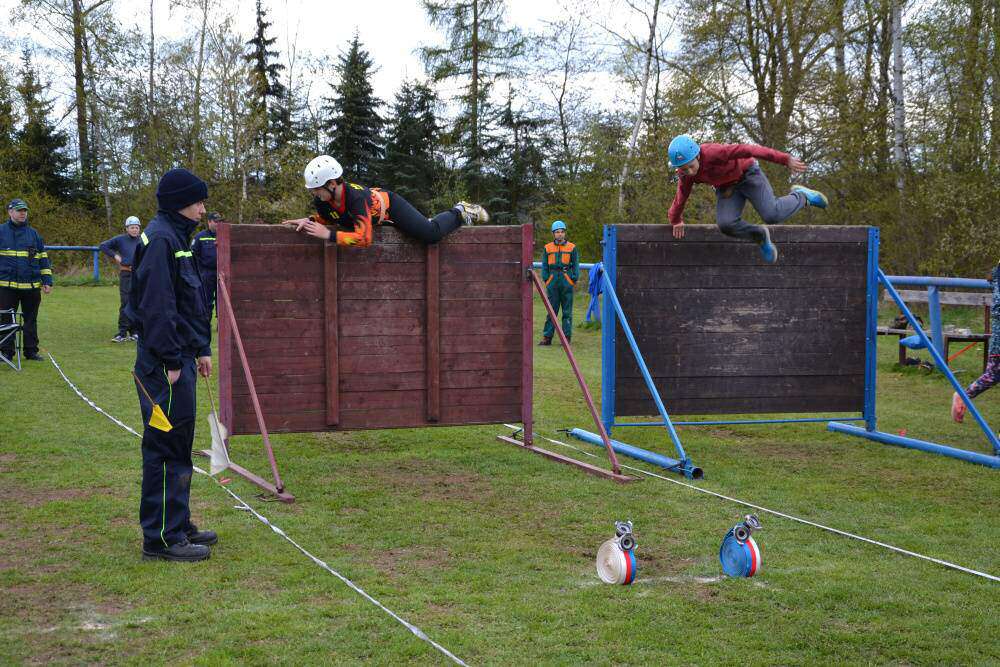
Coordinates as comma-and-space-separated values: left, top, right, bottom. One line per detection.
551, 220, 567, 232
668, 134, 700, 169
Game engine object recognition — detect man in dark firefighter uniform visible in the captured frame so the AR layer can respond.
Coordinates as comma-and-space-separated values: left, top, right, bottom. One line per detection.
126, 168, 217, 562
0, 199, 53, 361
191, 212, 221, 314
539, 220, 579, 346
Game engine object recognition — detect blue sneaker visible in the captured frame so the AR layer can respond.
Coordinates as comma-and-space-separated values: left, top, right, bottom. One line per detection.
791, 184, 828, 209
759, 226, 778, 263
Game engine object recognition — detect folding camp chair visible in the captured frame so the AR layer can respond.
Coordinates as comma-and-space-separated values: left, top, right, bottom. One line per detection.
0, 308, 23, 371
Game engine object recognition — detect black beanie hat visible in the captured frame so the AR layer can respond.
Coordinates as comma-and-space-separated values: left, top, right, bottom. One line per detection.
156, 168, 208, 211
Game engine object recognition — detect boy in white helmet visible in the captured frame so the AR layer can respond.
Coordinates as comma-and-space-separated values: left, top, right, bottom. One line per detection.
282, 155, 488, 247
99, 215, 143, 342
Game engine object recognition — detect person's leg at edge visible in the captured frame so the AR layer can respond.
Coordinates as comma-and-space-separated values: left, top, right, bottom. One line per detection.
19, 288, 41, 356
386, 191, 463, 243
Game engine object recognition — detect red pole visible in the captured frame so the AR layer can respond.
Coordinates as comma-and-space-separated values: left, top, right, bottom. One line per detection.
217, 273, 285, 493
530, 269, 621, 474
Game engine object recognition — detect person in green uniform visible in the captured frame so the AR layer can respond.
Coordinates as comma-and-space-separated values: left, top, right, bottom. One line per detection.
539, 220, 579, 346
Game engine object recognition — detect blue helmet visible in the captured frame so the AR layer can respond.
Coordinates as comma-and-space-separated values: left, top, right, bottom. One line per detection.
551, 220, 567, 232
668, 134, 700, 169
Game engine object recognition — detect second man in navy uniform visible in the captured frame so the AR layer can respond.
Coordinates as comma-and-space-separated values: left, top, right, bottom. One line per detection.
126, 167, 217, 562
191, 212, 220, 314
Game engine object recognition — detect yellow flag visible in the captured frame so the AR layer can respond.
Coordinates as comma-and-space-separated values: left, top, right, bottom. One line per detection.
149, 404, 173, 432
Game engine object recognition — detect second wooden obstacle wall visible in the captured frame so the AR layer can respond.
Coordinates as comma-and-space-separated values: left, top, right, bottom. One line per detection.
217, 223, 532, 435
609, 224, 873, 417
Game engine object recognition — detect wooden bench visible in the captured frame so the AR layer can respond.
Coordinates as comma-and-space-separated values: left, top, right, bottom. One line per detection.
879, 289, 992, 371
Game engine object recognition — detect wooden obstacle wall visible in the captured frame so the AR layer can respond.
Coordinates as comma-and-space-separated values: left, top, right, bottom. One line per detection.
218, 223, 532, 435
612, 224, 872, 416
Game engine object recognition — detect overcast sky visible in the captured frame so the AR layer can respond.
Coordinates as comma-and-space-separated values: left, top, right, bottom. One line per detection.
0, 0, 643, 128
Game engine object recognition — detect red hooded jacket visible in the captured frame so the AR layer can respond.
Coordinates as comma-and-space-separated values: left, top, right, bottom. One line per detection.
667, 143, 790, 226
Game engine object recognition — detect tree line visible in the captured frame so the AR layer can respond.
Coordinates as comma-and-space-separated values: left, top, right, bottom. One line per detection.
0, 0, 996, 276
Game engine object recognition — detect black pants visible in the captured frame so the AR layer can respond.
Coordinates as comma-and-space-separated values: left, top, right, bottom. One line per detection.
386, 191, 463, 243
0, 287, 41, 356
117, 271, 133, 335
135, 353, 197, 549
202, 272, 217, 317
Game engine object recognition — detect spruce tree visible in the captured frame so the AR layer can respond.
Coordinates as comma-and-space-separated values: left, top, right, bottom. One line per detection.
15, 53, 72, 197
323, 33, 383, 183
381, 81, 440, 211
0, 65, 16, 173
244, 0, 290, 163
421, 0, 524, 201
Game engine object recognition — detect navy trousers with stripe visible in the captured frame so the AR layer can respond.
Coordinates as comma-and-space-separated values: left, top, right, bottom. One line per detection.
135, 353, 197, 549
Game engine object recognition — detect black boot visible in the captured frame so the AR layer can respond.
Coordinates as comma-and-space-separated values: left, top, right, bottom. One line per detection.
538, 336, 552, 346
186, 523, 218, 546
142, 538, 210, 562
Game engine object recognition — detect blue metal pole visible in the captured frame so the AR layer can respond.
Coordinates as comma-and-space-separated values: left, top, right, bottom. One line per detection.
600, 226, 617, 436
886, 275, 990, 289
615, 416, 867, 427
877, 268, 1000, 455
93, 250, 100, 282
827, 422, 1000, 469
569, 428, 703, 478
600, 270, 691, 465
863, 227, 880, 431
927, 285, 944, 356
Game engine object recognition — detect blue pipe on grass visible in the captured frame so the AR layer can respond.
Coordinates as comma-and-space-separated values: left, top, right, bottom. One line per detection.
885, 275, 990, 289
827, 422, 1000, 469
569, 428, 703, 479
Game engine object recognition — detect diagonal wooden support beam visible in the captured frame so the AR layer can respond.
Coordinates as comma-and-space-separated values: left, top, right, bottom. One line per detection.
496, 436, 635, 483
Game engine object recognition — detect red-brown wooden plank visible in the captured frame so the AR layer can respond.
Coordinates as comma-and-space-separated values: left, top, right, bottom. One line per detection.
339, 371, 425, 392
441, 263, 520, 282
441, 367, 521, 389
440, 299, 520, 319
339, 282, 426, 300
439, 316, 521, 335
339, 299, 425, 318
440, 227, 522, 243
339, 354, 426, 374
324, 242, 339, 426
521, 223, 533, 444
439, 334, 522, 354
440, 281, 521, 300
441, 352, 521, 371
339, 336, 425, 356
426, 244, 441, 422
340, 318, 423, 336
217, 222, 233, 433
338, 262, 425, 282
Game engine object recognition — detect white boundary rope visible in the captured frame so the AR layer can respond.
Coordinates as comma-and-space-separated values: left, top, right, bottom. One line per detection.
47, 352, 469, 665
504, 425, 999, 583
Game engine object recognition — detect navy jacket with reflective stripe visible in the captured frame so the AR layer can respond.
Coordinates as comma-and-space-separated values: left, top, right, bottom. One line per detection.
125, 211, 211, 372
190, 229, 217, 274
0, 219, 52, 289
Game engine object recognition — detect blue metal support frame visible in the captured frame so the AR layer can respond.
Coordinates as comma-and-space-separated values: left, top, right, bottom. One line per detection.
600, 226, 617, 436
863, 227, 880, 431
927, 285, 944, 355
828, 268, 1000, 468
47, 245, 101, 281
616, 417, 867, 427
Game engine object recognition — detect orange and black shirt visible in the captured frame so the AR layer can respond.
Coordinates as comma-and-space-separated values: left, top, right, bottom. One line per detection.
541, 240, 579, 288
310, 183, 390, 248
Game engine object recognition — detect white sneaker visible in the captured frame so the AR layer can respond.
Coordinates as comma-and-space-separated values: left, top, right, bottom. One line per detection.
455, 201, 489, 225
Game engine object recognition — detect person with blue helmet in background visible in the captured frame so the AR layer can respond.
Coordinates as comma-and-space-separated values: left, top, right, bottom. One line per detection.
125, 168, 217, 562
0, 198, 52, 362
539, 220, 579, 346
666, 134, 828, 263
191, 212, 221, 315
99, 215, 143, 342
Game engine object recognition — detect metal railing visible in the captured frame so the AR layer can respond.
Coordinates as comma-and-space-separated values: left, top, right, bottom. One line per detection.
45, 246, 101, 281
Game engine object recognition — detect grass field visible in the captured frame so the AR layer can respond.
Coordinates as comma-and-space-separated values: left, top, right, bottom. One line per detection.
1, 283, 998, 665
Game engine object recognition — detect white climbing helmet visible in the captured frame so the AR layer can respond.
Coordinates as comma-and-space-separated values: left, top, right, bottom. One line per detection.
303, 155, 343, 189
124, 215, 141, 228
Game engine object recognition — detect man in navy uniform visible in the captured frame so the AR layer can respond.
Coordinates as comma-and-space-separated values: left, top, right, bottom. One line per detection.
0, 199, 53, 361
190, 212, 221, 314
126, 168, 217, 562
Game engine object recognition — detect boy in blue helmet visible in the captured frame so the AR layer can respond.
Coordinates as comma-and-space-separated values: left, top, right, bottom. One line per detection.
539, 220, 579, 346
666, 134, 828, 263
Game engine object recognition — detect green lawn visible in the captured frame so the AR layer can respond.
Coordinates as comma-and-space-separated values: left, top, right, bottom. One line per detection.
1, 284, 997, 665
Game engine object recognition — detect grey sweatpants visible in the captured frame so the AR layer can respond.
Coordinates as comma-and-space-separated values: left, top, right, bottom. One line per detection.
715, 162, 806, 243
